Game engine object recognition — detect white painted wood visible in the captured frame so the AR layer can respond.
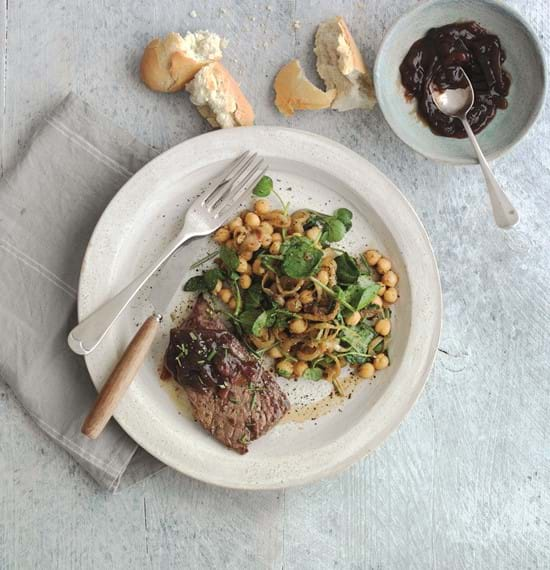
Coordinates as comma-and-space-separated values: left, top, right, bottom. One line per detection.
0, 0, 548, 568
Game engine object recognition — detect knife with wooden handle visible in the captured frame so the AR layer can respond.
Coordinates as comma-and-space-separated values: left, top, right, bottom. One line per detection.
81, 247, 188, 439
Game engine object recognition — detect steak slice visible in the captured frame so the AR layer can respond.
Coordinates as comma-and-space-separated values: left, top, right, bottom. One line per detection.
164, 295, 290, 454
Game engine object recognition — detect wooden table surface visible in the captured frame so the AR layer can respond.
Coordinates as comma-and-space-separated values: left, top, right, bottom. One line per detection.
1, 1, 549, 568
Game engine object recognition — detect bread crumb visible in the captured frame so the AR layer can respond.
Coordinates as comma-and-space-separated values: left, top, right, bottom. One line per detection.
293, 20, 301, 30
266, 5, 273, 10
190, 10, 197, 18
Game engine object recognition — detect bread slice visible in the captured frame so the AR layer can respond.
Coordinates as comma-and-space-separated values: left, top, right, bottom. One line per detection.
314, 16, 376, 111
274, 59, 336, 117
140, 31, 225, 93
186, 62, 254, 128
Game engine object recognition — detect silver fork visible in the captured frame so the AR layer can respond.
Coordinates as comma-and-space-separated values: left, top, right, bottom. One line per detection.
68, 151, 268, 355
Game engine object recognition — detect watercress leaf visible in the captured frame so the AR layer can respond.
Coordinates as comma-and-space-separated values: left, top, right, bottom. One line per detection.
252, 175, 273, 197
251, 310, 270, 336
281, 236, 323, 278
325, 218, 347, 242
183, 275, 207, 292
204, 268, 224, 291
239, 309, 262, 334
339, 321, 376, 357
335, 208, 353, 230
336, 253, 359, 284
350, 282, 380, 311
302, 367, 323, 381
219, 245, 239, 272
243, 281, 263, 309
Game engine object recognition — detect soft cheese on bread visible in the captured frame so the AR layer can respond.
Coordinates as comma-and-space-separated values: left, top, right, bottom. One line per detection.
274, 59, 336, 117
314, 16, 376, 111
140, 31, 225, 93
186, 62, 254, 128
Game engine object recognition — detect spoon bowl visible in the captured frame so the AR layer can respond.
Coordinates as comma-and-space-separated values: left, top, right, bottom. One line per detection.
429, 69, 519, 229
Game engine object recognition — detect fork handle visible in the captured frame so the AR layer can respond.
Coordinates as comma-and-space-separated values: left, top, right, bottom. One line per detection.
68, 231, 195, 356
81, 313, 161, 439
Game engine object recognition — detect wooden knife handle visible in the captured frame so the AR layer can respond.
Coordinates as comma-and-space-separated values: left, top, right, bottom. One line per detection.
81, 314, 161, 439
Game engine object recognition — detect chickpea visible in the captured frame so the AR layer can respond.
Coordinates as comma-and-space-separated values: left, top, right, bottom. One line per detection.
299, 289, 315, 304
305, 226, 321, 241
317, 269, 329, 285
233, 226, 248, 245
228, 298, 237, 311
214, 227, 231, 244
258, 221, 274, 235
381, 270, 399, 288
374, 353, 389, 370
244, 211, 261, 228
383, 287, 398, 304
289, 318, 307, 334
240, 250, 253, 261
375, 318, 391, 336
358, 362, 375, 379
225, 239, 235, 250
371, 295, 383, 308
268, 346, 283, 359
276, 359, 294, 378
378, 283, 386, 296
271, 232, 282, 243
364, 249, 381, 266
269, 241, 281, 254
291, 222, 304, 235
260, 233, 272, 248
212, 279, 223, 294
286, 297, 302, 313
229, 217, 243, 231
219, 288, 232, 304
263, 210, 290, 228
293, 361, 309, 377
239, 274, 252, 289
254, 199, 271, 215
242, 233, 261, 252
252, 258, 266, 276
236, 256, 249, 273
291, 210, 310, 224
345, 311, 362, 326
376, 257, 392, 274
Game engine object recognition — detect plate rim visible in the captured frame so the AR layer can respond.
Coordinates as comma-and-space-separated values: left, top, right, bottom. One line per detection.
79, 126, 443, 489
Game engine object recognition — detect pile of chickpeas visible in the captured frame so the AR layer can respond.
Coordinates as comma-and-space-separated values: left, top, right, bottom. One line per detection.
210, 199, 400, 383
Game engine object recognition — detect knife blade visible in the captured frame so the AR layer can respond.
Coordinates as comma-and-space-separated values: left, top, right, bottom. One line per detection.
81, 247, 189, 439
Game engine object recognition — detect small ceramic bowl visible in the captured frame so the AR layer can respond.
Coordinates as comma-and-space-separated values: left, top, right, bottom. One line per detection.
374, 0, 547, 164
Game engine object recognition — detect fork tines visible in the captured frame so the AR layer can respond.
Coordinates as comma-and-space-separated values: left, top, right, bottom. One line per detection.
203, 151, 268, 217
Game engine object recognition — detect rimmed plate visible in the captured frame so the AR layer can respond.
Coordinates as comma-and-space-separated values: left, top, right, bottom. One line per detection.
79, 127, 442, 489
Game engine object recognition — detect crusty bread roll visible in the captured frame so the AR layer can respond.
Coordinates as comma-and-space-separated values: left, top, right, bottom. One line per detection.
273, 59, 336, 117
140, 31, 225, 93
314, 16, 376, 111
186, 62, 254, 128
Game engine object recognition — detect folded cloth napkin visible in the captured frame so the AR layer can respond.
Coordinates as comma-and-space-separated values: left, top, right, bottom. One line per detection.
0, 94, 166, 491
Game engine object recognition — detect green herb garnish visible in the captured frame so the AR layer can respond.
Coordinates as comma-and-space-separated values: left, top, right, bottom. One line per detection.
280, 236, 323, 278
252, 175, 273, 197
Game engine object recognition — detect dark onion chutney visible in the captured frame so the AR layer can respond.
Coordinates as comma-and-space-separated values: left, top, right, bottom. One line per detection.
399, 21, 511, 138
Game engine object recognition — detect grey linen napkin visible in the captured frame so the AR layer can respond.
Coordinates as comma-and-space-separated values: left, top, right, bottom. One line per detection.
0, 94, 166, 491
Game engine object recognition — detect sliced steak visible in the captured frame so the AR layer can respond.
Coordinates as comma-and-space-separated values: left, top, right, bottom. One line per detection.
164, 295, 290, 454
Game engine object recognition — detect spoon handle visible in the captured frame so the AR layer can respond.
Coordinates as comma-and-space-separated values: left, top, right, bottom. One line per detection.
461, 118, 519, 229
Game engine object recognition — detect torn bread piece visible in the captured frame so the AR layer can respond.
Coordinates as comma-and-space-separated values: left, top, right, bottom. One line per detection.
186, 62, 255, 128
274, 59, 336, 117
314, 16, 376, 111
140, 31, 225, 93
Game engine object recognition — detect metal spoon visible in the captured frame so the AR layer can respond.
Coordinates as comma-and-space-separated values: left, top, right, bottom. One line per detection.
429, 70, 519, 229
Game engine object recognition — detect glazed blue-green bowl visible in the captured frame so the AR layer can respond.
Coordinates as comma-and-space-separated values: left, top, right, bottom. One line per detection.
374, 0, 547, 164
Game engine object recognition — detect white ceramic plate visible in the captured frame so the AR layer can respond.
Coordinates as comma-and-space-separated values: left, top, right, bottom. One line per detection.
79, 127, 441, 489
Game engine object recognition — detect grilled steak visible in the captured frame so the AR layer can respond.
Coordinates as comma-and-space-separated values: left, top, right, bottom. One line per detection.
164, 295, 290, 454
